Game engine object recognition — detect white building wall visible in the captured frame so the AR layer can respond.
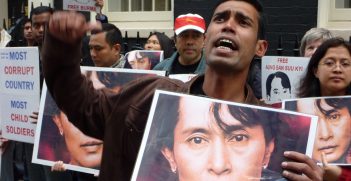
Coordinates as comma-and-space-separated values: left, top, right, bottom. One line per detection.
28, 0, 53, 16
0, 0, 8, 29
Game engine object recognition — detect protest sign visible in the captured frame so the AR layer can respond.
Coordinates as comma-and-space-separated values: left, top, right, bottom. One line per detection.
124, 50, 164, 70
0, 47, 39, 143
283, 96, 351, 165
262, 56, 309, 104
33, 67, 166, 174
132, 90, 318, 181
63, 0, 100, 12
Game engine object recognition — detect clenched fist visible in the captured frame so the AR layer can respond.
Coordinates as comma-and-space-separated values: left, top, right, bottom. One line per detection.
48, 11, 101, 44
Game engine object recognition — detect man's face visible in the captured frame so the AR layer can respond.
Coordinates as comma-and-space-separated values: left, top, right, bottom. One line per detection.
32, 12, 51, 45
52, 112, 103, 168
162, 98, 273, 180
23, 22, 34, 41
89, 32, 120, 67
205, 1, 266, 73
296, 99, 351, 163
268, 77, 291, 102
175, 30, 204, 65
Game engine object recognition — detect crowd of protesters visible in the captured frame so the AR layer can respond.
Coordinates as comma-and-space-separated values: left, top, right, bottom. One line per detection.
1, 0, 351, 181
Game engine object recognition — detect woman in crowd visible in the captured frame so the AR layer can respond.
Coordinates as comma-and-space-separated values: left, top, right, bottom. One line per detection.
144, 32, 174, 59
300, 27, 333, 57
297, 37, 351, 180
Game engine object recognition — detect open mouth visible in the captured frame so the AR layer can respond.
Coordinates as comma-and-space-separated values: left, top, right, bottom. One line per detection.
215, 38, 238, 51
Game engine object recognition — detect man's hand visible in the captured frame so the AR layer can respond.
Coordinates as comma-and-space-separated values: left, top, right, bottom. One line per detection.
48, 11, 101, 44
95, 0, 104, 9
281, 151, 323, 181
29, 111, 39, 124
51, 161, 66, 172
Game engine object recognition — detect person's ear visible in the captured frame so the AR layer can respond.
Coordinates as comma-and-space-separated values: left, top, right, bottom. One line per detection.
255, 40, 268, 57
313, 67, 320, 78
161, 146, 177, 173
113, 44, 121, 55
263, 139, 275, 168
52, 114, 64, 136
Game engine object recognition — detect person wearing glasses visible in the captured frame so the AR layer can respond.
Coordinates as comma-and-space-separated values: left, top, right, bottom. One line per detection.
297, 37, 351, 180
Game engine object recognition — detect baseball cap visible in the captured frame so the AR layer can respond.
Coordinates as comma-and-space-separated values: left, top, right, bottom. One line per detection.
174, 13, 206, 35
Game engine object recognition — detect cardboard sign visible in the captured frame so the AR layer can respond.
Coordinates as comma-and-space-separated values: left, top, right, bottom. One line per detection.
33, 67, 166, 175
0, 47, 40, 143
63, 0, 100, 12
283, 96, 351, 165
262, 56, 309, 104
132, 90, 318, 181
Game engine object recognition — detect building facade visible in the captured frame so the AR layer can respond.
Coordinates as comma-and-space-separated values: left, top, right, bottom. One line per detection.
1, 0, 350, 56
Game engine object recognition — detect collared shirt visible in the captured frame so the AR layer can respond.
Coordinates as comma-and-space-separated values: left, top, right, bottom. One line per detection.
111, 54, 126, 68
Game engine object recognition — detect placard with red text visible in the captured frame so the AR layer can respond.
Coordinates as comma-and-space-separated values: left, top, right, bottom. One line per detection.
63, 0, 100, 12
0, 47, 40, 143
262, 56, 309, 104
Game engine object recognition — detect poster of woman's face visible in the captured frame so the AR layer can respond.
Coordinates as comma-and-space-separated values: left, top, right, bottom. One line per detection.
124, 50, 164, 70
284, 96, 351, 165
262, 56, 310, 105
32, 67, 166, 174
131, 90, 318, 181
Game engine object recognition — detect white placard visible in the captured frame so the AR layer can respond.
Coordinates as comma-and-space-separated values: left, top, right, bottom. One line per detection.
63, 0, 100, 12
0, 47, 40, 143
262, 56, 309, 104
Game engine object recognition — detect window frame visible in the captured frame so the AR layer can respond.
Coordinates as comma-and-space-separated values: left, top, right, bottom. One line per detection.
318, 0, 351, 28
103, 0, 174, 38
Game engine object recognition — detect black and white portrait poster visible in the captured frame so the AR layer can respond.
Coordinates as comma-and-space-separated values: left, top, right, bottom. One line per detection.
132, 90, 318, 181
262, 56, 309, 105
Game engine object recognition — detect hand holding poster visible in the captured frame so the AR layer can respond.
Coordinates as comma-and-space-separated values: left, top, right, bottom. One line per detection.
0, 47, 40, 143
33, 67, 166, 175
284, 96, 351, 166
262, 56, 309, 104
132, 90, 318, 180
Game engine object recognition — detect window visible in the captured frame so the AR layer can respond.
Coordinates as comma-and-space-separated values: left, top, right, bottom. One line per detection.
318, 0, 351, 39
105, 0, 174, 38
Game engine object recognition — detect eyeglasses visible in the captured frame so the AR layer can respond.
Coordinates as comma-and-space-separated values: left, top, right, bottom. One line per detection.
318, 59, 351, 70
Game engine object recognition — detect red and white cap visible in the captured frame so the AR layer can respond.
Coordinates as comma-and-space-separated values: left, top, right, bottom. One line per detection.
174, 13, 206, 35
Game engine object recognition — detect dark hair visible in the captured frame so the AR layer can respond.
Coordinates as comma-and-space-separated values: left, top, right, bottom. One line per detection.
298, 37, 351, 97
91, 23, 123, 50
30, 6, 54, 21
266, 71, 291, 96
157, 95, 278, 150
212, 0, 266, 39
316, 97, 351, 116
146, 32, 175, 59
124, 50, 161, 69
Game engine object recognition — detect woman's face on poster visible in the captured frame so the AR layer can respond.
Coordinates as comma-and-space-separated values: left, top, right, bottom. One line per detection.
161, 99, 274, 181
297, 99, 351, 162
53, 112, 103, 168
